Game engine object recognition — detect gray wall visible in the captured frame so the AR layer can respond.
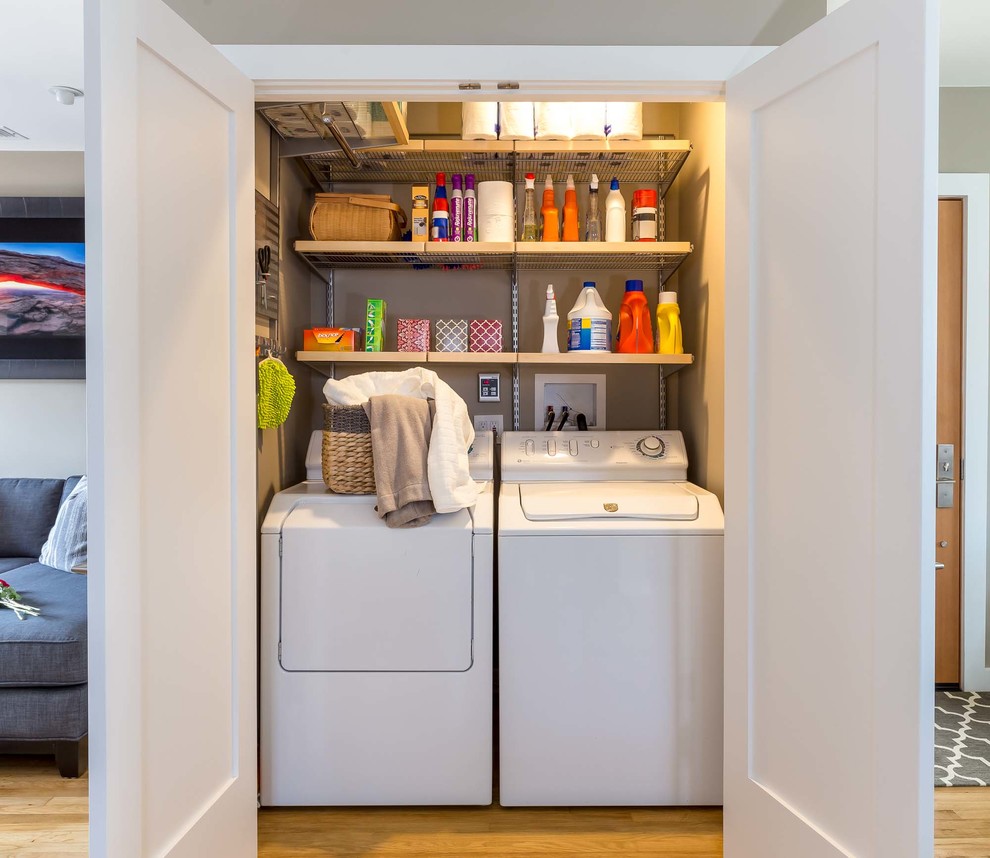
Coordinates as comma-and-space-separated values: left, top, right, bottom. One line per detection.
0, 152, 86, 478
941, 88, 990, 175
166, 0, 824, 46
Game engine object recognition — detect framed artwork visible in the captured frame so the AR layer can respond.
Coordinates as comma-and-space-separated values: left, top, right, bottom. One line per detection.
0, 212, 85, 377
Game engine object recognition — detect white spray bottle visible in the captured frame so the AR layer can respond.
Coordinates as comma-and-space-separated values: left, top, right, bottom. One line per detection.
541, 284, 560, 353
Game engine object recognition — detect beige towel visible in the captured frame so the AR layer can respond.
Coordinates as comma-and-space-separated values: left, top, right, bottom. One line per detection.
363, 394, 436, 528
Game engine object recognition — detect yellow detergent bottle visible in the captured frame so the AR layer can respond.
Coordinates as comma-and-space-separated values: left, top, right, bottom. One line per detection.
656, 291, 683, 355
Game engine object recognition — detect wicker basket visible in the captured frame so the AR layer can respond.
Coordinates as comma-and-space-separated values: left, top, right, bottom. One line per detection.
322, 403, 376, 494
310, 193, 407, 242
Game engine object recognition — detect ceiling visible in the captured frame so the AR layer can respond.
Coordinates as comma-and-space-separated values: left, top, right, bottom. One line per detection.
0, 0, 84, 152
3, 0, 990, 154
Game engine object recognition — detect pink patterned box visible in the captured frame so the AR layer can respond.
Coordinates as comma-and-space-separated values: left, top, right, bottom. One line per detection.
397, 318, 430, 352
469, 319, 503, 353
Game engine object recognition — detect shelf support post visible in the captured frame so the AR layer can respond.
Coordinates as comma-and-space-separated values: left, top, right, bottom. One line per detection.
511, 258, 520, 431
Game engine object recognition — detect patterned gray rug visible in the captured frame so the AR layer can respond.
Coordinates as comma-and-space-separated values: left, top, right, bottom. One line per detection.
935, 691, 990, 786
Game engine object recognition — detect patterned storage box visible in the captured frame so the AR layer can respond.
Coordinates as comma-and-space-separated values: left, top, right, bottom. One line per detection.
470, 319, 503, 353
435, 319, 469, 352
397, 318, 430, 352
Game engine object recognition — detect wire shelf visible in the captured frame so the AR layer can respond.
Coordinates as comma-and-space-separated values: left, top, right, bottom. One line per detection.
301, 140, 691, 192
295, 241, 515, 271
515, 242, 692, 280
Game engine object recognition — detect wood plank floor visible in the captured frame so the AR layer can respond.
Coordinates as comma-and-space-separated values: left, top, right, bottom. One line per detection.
2, 755, 990, 856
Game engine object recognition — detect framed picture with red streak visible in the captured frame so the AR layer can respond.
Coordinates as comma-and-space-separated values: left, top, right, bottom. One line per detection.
0, 210, 85, 377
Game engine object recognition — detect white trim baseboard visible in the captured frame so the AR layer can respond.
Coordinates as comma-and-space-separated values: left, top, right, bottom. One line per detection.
940, 173, 990, 691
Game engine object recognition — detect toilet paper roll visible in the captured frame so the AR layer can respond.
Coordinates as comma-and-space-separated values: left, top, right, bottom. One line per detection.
499, 102, 535, 141
477, 181, 515, 242
569, 102, 607, 140
462, 102, 499, 141
535, 102, 573, 140
605, 103, 644, 140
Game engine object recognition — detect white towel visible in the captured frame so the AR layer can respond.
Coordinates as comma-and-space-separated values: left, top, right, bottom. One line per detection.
462, 102, 499, 141
606, 102, 643, 140
569, 103, 607, 140
499, 102, 535, 141
323, 368, 480, 514
535, 102, 572, 140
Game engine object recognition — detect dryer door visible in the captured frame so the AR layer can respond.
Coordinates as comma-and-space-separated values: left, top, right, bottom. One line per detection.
280, 501, 474, 672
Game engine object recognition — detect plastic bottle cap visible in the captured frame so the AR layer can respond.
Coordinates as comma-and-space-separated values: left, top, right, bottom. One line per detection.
452, 174, 462, 189
466, 175, 475, 189
525, 174, 535, 189
566, 174, 575, 190
545, 175, 554, 189
436, 172, 446, 185
583, 281, 597, 288
590, 174, 599, 190
659, 291, 678, 304
625, 279, 644, 292
610, 178, 620, 190
546, 284, 555, 298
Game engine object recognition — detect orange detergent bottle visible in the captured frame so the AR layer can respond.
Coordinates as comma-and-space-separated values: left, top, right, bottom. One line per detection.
616, 279, 654, 354
540, 175, 560, 242
562, 174, 580, 241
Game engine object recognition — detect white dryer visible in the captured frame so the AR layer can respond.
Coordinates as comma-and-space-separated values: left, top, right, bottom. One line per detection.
260, 431, 494, 806
498, 430, 724, 806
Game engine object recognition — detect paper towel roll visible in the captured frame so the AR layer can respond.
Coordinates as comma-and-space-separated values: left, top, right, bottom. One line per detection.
462, 102, 499, 141
606, 103, 643, 140
477, 181, 515, 242
569, 102, 607, 140
535, 102, 572, 140
499, 102, 535, 141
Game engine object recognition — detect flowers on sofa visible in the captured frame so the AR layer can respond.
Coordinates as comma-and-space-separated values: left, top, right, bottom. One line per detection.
0, 579, 40, 620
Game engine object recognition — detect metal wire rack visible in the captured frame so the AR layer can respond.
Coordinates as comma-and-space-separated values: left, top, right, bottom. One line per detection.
305, 146, 514, 186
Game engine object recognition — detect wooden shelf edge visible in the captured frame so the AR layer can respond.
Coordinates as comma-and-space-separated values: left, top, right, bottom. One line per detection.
299, 351, 694, 369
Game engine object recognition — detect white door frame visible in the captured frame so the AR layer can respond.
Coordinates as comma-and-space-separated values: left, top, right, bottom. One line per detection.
939, 173, 990, 692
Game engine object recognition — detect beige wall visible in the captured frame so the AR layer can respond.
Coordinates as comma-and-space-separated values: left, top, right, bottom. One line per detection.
673, 102, 726, 502
0, 151, 86, 479
941, 88, 990, 174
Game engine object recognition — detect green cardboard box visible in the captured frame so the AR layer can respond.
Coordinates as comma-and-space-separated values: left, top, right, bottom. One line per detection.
365, 299, 386, 352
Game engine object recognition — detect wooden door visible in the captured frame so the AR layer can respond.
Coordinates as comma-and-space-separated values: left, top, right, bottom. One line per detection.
724, 0, 937, 854
936, 199, 964, 685
85, 0, 257, 854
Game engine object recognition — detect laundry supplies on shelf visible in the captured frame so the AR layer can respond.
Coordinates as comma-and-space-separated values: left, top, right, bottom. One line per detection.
499, 101, 535, 140
397, 319, 431, 352
520, 173, 538, 242
585, 174, 602, 242
617, 279, 654, 354
411, 184, 430, 242
470, 320, 504, 353
605, 178, 627, 242
477, 180, 514, 242
567, 282, 612, 352
365, 299, 387, 352
562, 175, 579, 242
461, 101, 499, 141
431, 172, 450, 241
540, 175, 560, 242
569, 102, 607, 140
632, 189, 659, 242
541, 284, 560, 354
303, 327, 360, 351
535, 102, 572, 140
605, 102, 644, 140
435, 319, 470, 352
464, 175, 477, 242
451, 174, 465, 242
656, 292, 683, 355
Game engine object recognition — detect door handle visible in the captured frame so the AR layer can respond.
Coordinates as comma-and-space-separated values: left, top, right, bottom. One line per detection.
935, 562, 945, 571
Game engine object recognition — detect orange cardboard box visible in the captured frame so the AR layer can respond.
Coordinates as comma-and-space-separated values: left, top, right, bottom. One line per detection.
303, 328, 360, 351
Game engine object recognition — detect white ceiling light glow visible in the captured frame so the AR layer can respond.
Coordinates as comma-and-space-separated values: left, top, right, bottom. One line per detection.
48, 86, 84, 106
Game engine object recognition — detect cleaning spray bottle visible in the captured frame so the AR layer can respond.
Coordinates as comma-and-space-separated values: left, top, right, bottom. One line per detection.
605, 177, 626, 242
585, 174, 602, 242
567, 282, 612, 352
431, 172, 450, 241
562, 174, 579, 241
521, 173, 537, 241
541, 284, 560, 353
540, 175, 560, 242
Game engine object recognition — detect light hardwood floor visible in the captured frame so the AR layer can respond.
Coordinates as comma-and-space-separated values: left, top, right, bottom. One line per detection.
2, 756, 989, 856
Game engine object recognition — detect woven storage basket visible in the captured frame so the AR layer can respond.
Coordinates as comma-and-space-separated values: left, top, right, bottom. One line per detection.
322, 403, 376, 494
310, 193, 407, 242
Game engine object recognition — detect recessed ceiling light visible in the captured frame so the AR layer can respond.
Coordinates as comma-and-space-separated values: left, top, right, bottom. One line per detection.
49, 86, 84, 106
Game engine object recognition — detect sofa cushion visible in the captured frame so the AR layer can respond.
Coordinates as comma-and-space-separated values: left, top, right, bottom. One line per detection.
0, 558, 37, 575
0, 478, 65, 558
0, 563, 86, 686
40, 476, 88, 573
0, 683, 87, 741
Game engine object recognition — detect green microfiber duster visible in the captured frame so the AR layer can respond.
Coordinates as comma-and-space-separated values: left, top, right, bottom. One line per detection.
257, 358, 296, 429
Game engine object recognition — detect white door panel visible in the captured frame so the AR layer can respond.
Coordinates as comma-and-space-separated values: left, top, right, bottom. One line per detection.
725, 0, 937, 855
85, 0, 256, 854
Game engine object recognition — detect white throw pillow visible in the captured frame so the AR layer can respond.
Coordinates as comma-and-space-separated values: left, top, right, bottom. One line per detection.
39, 476, 87, 572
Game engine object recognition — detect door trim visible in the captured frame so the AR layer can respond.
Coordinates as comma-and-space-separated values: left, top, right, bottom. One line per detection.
940, 173, 990, 691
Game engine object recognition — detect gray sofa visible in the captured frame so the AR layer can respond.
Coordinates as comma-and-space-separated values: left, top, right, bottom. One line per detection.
0, 477, 87, 777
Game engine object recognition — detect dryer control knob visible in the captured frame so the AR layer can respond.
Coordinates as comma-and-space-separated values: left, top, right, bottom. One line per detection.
637, 435, 665, 458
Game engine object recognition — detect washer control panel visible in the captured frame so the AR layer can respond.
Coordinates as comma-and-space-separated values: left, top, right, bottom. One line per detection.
501, 430, 688, 482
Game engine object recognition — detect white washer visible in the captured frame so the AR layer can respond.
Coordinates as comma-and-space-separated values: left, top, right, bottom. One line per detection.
498, 430, 724, 806
260, 431, 494, 806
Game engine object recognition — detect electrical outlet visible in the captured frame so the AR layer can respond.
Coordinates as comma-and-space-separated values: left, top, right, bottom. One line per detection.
474, 414, 504, 439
